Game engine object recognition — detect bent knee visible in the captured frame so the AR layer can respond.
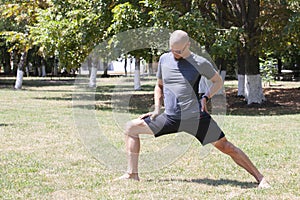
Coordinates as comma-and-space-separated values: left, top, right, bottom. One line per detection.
124, 119, 146, 136
215, 138, 238, 155
125, 121, 136, 135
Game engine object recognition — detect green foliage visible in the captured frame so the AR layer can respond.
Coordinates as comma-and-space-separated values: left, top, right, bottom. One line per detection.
0, 1, 41, 53
259, 0, 299, 66
260, 56, 278, 85
106, 1, 158, 61
210, 27, 244, 61
29, 0, 112, 70
0, 0, 299, 74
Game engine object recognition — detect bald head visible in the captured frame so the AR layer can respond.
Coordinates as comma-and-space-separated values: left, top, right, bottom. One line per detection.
169, 30, 189, 47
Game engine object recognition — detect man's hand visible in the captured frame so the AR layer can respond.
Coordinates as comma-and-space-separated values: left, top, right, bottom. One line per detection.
150, 108, 160, 120
201, 98, 208, 113
138, 108, 160, 121
138, 112, 152, 120
200, 71, 223, 113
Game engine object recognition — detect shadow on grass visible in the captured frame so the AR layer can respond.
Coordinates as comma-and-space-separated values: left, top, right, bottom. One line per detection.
147, 178, 257, 189
72, 89, 299, 116
34, 96, 73, 101
0, 77, 75, 88
16, 77, 298, 116
96, 84, 155, 93
0, 123, 12, 127
73, 92, 154, 115
226, 87, 300, 116
72, 84, 155, 114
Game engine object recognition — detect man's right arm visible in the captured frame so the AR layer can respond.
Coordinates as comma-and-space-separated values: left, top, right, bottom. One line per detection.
154, 78, 163, 110
151, 78, 163, 120
138, 78, 163, 120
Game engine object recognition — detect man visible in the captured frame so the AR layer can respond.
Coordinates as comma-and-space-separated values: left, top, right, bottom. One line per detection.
117, 30, 270, 188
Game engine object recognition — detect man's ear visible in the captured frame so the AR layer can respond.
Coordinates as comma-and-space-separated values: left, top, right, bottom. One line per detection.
187, 41, 191, 48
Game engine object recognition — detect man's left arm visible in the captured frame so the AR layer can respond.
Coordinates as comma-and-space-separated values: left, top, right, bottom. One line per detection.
201, 72, 223, 112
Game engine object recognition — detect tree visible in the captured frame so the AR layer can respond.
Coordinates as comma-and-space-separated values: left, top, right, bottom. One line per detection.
196, 0, 299, 103
107, 1, 167, 90
30, 0, 112, 70
260, 0, 300, 73
0, 0, 46, 89
195, 0, 264, 103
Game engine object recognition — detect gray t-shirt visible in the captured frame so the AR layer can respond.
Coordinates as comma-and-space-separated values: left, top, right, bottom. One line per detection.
157, 52, 217, 119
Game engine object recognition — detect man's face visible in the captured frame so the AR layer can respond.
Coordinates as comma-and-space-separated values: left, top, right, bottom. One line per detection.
171, 42, 189, 59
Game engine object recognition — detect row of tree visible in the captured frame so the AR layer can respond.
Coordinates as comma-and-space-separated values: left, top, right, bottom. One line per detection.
0, 0, 299, 104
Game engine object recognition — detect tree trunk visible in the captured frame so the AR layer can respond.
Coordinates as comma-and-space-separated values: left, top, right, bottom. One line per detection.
237, 48, 246, 96
37, 66, 42, 77
244, 55, 265, 104
215, 58, 226, 95
149, 53, 153, 75
124, 54, 128, 77
15, 69, 24, 89
243, 0, 265, 104
14, 51, 27, 90
89, 67, 97, 88
277, 58, 282, 74
53, 55, 58, 76
237, 48, 245, 97
41, 58, 46, 77
218, 70, 226, 95
89, 57, 97, 88
3, 50, 11, 75
25, 63, 30, 77
237, 74, 245, 96
103, 57, 108, 77
134, 57, 141, 90
245, 74, 265, 104
10, 51, 17, 76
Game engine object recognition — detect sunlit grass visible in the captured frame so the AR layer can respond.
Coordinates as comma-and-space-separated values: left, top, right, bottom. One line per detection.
0, 77, 299, 199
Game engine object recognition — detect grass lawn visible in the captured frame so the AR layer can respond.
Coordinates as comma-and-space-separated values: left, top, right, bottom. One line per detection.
0, 76, 299, 199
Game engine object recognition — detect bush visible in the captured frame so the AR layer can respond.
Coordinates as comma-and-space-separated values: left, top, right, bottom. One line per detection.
260, 57, 278, 86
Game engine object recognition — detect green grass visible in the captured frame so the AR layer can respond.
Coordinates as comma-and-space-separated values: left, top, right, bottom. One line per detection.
0, 76, 299, 199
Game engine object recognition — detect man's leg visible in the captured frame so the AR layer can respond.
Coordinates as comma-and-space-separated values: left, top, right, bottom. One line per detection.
116, 118, 154, 181
213, 137, 270, 188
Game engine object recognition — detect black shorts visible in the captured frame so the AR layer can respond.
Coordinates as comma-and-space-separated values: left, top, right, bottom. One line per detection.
143, 112, 225, 146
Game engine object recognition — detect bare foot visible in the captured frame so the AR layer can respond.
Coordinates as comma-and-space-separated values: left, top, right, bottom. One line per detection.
113, 173, 140, 181
258, 177, 271, 189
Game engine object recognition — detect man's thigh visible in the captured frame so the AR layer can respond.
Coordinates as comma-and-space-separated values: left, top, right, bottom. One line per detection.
126, 118, 154, 136
143, 113, 180, 137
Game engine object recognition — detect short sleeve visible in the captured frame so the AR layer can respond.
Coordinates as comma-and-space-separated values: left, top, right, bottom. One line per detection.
199, 59, 217, 80
156, 56, 162, 79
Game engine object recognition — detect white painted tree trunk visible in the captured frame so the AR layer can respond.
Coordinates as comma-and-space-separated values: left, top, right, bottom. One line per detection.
220, 70, 226, 82
38, 67, 42, 77
41, 64, 46, 77
217, 70, 226, 95
25, 64, 30, 77
238, 74, 245, 96
53, 55, 58, 76
134, 69, 141, 90
134, 57, 141, 90
245, 74, 266, 104
53, 66, 58, 76
89, 67, 97, 88
15, 69, 24, 89
14, 52, 27, 90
